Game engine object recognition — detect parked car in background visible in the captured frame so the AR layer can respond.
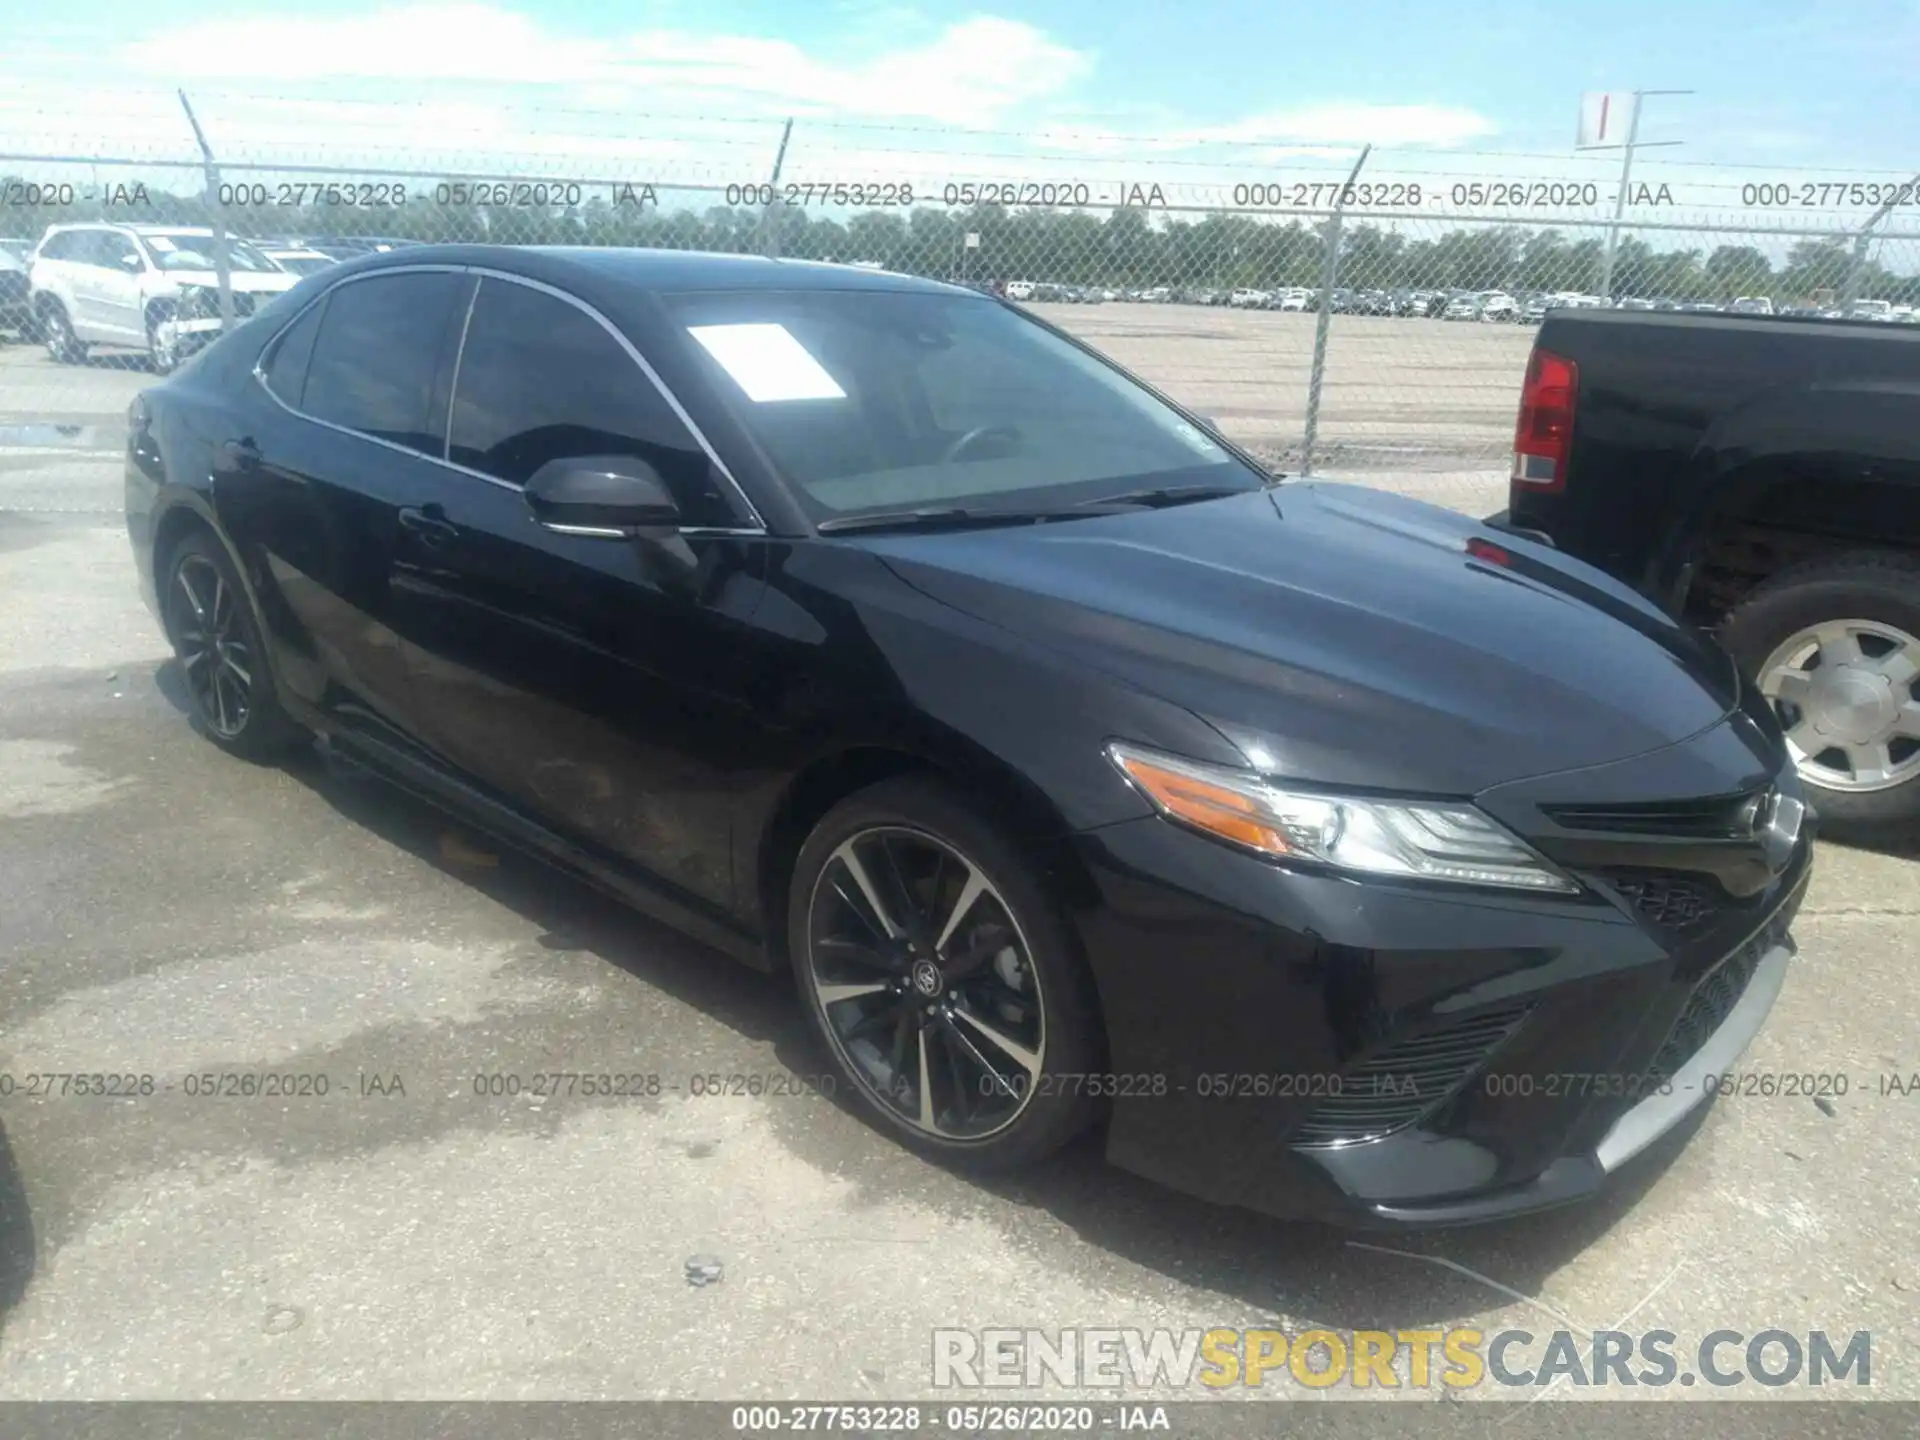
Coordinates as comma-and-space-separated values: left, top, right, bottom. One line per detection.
1480, 292, 1519, 322
1442, 293, 1485, 321
1520, 295, 1553, 324
1615, 297, 1656, 312
1493, 307, 1920, 830
0, 238, 31, 336
1731, 296, 1775, 316
1003, 280, 1036, 301
260, 245, 341, 277
29, 223, 300, 372
1278, 289, 1310, 312
1847, 299, 1895, 322
1228, 288, 1268, 309
126, 244, 1810, 1226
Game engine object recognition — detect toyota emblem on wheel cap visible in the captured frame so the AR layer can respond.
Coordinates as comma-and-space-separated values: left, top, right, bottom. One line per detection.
910, 959, 943, 997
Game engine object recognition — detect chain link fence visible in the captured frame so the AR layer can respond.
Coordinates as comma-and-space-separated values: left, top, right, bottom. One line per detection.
4, 96, 1918, 476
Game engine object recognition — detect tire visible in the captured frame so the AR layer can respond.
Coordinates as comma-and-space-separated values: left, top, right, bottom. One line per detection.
39, 301, 86, 364
160, 529, 309, 761
788, 775, 1105, 1171
1720, 552, 1920, 832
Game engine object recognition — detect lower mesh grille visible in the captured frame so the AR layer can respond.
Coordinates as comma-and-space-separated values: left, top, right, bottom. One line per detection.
1606, 870, 1726, 933
1646, 946, 1762, 1082
1290, 1005, 1531, 1148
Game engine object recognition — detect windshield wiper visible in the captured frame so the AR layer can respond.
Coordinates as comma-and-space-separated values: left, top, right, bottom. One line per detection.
1078, 483, 1259, 509
816, 506, 1125, 535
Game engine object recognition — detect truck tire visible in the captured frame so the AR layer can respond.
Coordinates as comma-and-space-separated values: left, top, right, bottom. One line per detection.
1720, 553, 1920, 834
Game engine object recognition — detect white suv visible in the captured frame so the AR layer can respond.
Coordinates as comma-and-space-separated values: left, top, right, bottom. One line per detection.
29, 224, 300, 372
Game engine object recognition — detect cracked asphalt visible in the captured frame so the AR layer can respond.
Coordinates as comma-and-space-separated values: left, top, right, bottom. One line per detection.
0, 352, 1916, 1416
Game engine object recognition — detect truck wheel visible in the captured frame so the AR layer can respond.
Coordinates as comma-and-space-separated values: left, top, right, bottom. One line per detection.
1721, 554, 1920, 833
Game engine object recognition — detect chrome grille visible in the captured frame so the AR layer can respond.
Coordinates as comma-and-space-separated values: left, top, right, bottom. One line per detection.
1290, 1004, 1531, 1148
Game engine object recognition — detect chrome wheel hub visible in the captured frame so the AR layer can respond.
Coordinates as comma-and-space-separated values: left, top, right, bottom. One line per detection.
1759, 619, 1920, 793
804, 826, 1044, 1140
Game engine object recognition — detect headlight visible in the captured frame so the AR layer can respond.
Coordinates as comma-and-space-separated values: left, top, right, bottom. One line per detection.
1107, 742, 1578, 893
175, 285, 217, 318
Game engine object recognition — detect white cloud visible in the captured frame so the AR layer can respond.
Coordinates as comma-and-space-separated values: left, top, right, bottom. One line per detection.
119, 6, 1090, 126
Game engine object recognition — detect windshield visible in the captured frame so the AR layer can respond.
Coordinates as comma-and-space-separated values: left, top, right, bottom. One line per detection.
140, 233, 281, 273
665, 288, 1265, 521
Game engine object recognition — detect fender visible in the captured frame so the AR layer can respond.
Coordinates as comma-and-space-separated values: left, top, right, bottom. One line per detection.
1654, 377, 1920, 613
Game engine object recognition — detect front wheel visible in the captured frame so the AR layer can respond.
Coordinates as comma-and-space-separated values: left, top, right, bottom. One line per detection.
789, 776, 1105, 1170
146, 305, 178, 374
1722, 553, 1920, 833
40, 302, 86, 364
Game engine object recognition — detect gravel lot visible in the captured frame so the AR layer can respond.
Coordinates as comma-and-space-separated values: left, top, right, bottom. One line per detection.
0, 321, 1915, 1416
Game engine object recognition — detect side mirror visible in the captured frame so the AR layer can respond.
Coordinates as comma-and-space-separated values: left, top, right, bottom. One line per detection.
524, 455, 681, 536
118, 254, 144, 273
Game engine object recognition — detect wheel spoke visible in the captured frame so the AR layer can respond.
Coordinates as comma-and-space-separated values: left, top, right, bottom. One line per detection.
951, 1004, 1042, 1081
832, 840, 902, 940
1843, 741, 1894, 786
941, 927, 1008, 981
180, 647, 211, 672
1815, 624, 1862, 669
844, 1001, 907, 1043
933, 863, 990, 953
940, 1026, 973, 1124
875, 835, 929, 938
211, 572, 231, 638
1782, 719, 1818, 757
1894, 701, 1920, 740
175, 566, 209, 626
939, 1013, 1023, 1100
915, 1026, 937, 1130
1875, 645, 1920, 692
817, 980, 892, 1006
1766, 670, 1814, 708
223, 653, 252, 687
211, 668, 233, 733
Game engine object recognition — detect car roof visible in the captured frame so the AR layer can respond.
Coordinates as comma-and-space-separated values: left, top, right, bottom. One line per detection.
345, 243, 971, 297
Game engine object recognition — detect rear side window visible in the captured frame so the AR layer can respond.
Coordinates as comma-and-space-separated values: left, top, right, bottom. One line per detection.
447, 277, 735, 524
301, 271, 464, 454
262, 299, 326, 407
37, 231, 80, 261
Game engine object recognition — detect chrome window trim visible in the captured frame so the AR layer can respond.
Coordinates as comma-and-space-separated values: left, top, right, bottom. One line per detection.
249, 262, 766, 532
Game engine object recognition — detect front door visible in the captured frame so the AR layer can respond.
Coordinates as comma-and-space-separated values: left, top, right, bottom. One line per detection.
390, 273, 769, 912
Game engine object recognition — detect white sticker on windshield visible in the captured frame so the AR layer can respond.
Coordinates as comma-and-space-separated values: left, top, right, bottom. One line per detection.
148, 236, 177, 252
688, 323, 846, 402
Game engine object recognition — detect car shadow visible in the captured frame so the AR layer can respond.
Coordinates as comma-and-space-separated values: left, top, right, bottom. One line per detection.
153, 658, 1710, 1329
0, 1122, 38, 1336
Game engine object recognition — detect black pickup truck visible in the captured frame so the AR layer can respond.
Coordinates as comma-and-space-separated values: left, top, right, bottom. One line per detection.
1490, 308, 1920, 832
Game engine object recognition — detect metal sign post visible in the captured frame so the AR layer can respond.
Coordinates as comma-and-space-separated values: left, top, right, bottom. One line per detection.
1579, 90, 1691, 301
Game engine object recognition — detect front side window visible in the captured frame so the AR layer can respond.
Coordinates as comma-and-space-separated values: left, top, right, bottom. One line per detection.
447, 277, 737, 526
301, 271, 464, 454
662, 288, 1260, 519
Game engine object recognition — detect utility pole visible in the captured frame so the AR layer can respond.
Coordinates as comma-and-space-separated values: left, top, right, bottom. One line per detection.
177, 90, 235, 331
1580, 90, 1690, 300
758, 118, 794, 259
1299, 143, 1370, 478
1841, 170, 1920, 308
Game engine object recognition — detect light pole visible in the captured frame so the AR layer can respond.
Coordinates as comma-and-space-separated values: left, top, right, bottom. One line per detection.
1581, 90, 1691, 300
1841, 171, 1920, 309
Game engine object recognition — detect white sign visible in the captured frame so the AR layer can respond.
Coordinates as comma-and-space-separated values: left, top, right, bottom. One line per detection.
1578, 92, 1638, 148
964, 232, 980, 249
687, 323, 846, 403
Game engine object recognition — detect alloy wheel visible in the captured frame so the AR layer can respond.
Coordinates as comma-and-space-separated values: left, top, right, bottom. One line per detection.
43, 308, 74, 362
804, 826, 1046, 1141
167, 554, 254, 739
1759, 618, 1920, 793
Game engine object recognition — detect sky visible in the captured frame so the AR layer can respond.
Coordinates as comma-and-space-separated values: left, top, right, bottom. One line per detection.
2, 0, 1918, 222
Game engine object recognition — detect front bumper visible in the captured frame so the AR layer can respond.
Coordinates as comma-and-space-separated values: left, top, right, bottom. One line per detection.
1069, 765, 1809, 1228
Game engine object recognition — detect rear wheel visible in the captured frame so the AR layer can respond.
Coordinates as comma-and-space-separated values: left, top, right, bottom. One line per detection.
1721, 553, 1920, 832
146, 304, 179, 374
39, 301, 85, 364
789, 776, 1105, 1170
161, 531, 308, 761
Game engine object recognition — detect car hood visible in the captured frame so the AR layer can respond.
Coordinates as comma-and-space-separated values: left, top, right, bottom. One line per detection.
863, 483, 1743, 796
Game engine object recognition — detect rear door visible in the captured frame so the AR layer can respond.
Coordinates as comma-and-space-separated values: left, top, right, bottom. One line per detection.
221, 267, 471, 748
389, 272, 768, 911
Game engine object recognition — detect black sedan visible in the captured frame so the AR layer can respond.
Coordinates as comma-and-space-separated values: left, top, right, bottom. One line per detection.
125, 246, 1811, 1226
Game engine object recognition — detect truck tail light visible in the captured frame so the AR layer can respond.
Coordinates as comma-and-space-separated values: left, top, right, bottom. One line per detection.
1511, 347, 1578, 492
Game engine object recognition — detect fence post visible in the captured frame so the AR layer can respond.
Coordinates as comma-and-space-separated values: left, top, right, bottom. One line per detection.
1299, 144, 1370, 478
759, 118, 794, 259
1841, 170, 1920, 308
177, 91, 235, 333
